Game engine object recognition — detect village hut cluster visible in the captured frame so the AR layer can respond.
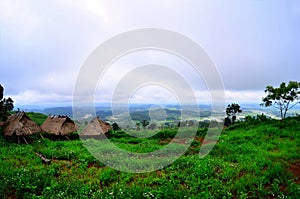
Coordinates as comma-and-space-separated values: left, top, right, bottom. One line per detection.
0, 112, 111, 143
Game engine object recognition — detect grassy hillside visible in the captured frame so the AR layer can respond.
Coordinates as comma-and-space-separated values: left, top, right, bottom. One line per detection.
26, 112, 48, 126
0, 113, 300, 198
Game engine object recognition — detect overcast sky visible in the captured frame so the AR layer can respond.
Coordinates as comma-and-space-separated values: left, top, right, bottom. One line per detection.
0, 0, 300, 107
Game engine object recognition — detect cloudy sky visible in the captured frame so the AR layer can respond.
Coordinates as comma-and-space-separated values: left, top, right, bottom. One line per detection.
0, 0, 300, 107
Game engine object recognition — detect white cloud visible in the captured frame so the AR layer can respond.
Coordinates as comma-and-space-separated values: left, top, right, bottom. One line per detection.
225, 90, 265, 104
73, 0, 110, 23
10, 88, 265, 107
0, 0, 41, 42
10, 90, 72, 106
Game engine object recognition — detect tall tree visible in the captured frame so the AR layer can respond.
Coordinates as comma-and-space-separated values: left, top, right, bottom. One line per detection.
135, 122, 141, 131
112, 122, 121, 131
141, 119, 149, 130
0, 84, 3, 100
261, 81, 300, 121
0, 84, 14, 121
226, 103, 242, 123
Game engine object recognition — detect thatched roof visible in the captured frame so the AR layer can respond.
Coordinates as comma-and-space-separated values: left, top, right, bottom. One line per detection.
2, 112, 41, 136
41, 115, 77, 135
81, 117, 111, 136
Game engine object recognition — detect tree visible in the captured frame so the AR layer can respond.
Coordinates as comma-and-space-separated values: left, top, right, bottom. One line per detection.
112, 122, 121, 131
0, 84, 3, 100
224, 117, 232, 127
0, 84, 14, 122
135, 122, 141, 131
261, 81, 300, 121
141, 119, 149, 130
226, 103, 242, 124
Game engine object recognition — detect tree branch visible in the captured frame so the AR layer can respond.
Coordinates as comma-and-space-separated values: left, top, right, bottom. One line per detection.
287, 101, 300, 110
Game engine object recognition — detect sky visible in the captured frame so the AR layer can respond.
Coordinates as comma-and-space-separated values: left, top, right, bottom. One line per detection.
0, 0, 300, 108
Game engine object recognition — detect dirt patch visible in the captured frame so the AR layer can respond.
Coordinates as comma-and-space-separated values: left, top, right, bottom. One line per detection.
6, 192, 17, 199
289, 161, 300, 183
202, 140, 216, 145
159, 137, 217, 146
238, 171, 246, 178
264, 182, 286, 192
173, 138, 188, 144
159, 138, 188, 145
51, 159, 73, 168
87, 162, 103, 168
194, 137, 216, 145
194, 137, 203, 142
158, 138, 171, 145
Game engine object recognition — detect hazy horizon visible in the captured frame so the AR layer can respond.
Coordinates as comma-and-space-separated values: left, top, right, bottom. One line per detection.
15, 101, 300, 111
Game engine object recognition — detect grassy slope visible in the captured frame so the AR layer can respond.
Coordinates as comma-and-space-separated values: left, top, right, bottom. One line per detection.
26, 112, 48, 126
0, 113, 300, 198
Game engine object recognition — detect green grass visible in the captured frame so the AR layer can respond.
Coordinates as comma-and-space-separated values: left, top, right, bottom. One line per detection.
0, 113, 300, 198
26, 112, 48, 126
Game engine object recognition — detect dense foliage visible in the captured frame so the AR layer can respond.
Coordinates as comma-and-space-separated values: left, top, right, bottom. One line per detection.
262, 81, 300, 120
0, 84, 14, 121
226, 103, 242, 124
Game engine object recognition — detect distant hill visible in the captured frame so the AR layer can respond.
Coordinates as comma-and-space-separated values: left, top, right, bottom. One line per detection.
21, 103, 300, 123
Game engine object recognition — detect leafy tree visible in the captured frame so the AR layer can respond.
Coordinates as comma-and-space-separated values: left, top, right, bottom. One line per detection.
226, 103, 242, 123
135, 122, 141, 131
0, 84, 3, 100
141, 119, 149, 130
224, 117, 232, 127
112, 122, 121, 131
261, 81, 300, 121
0, 84, 14, 122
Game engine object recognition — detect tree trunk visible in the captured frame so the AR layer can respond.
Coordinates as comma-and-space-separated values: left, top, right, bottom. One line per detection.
283, 108, 288, 122
22, 136, 29, 144
280, 109, 284, 122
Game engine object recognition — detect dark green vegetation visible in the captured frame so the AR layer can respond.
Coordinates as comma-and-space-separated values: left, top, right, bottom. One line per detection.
262, 81, 300, 121
1, 113, 300, 198
0, 84, 14, 121
226, 103, 242, 124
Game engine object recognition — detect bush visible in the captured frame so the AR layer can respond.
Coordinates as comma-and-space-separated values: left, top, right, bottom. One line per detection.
152, 129, 177, 139
245, 114, 271, 124
109, 130, 131, 139
196, 128, 208, 137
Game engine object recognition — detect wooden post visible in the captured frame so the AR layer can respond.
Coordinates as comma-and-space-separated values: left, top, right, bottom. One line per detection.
22, 136, 29, 144
65, 135, 70, 141
35, 152, 51, 164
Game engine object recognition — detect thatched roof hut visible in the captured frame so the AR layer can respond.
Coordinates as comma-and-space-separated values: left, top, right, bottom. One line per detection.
2, 112, 41, 136
81, 117, 111, 136
41, 115, 77, 135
